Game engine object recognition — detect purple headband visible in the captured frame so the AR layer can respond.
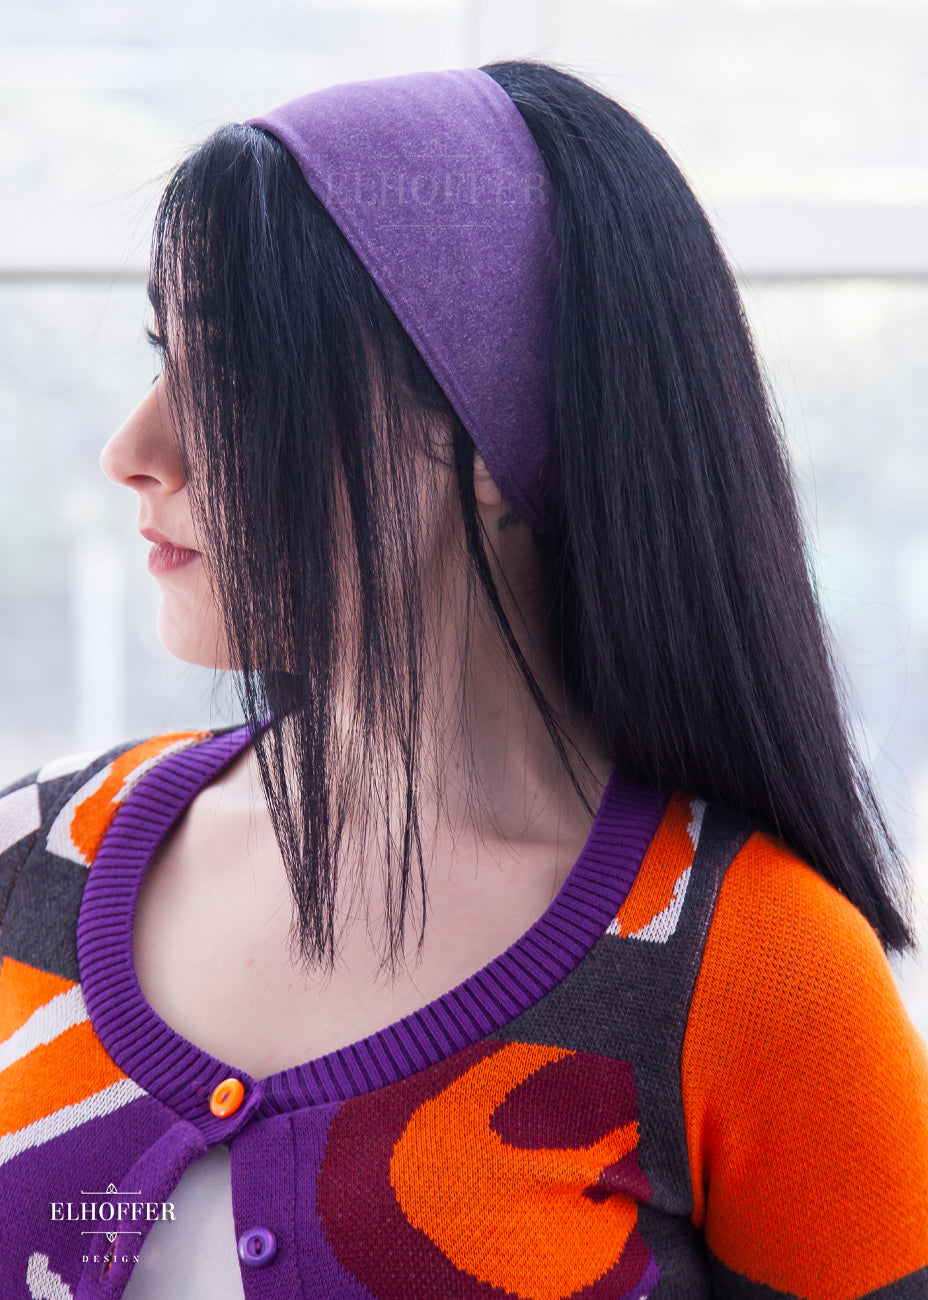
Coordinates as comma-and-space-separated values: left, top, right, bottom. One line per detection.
247, 67, 558, 532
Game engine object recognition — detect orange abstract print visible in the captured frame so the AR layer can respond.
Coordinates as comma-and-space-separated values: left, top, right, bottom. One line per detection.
0, 958, 127, 1145
609, 791, 704, 941
0, 1023, 125, 1141
0, 957, 72, 1044
46, 732, 207, 867
392, 1043, 642, 1297
317, 1039, 657, 1298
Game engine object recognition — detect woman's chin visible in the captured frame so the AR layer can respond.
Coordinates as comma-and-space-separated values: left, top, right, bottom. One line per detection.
156, 604, 230, 670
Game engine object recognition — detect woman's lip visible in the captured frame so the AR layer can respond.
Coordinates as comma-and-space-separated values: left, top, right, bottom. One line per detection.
139, 525, 201, 576
147, 542, 201, 577
139, 525, 195, 549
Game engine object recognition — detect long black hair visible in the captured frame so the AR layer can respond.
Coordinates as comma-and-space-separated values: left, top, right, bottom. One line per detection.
148, 58, 917, 969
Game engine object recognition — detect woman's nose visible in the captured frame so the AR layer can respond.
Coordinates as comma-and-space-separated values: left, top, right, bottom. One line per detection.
100, 380, 186, 494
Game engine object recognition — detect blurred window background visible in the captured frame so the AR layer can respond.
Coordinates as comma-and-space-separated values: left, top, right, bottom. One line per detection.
1, 0, 926, 1030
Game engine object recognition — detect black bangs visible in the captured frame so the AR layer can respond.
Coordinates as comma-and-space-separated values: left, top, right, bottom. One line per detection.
147, 124, 580, 971
149, 125, 450, 970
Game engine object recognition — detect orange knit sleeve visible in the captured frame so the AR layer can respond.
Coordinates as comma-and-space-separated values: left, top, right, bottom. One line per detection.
681, 831, 928, 1299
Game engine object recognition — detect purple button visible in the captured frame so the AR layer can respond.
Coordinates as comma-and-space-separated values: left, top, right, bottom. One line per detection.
238, 1227, 277, 1267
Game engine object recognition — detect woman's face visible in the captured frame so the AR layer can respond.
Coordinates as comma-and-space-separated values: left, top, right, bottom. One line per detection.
100, 379, 229, 668
101, 359, 521, 683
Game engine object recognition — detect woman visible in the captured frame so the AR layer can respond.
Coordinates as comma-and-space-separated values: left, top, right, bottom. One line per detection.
0, 60, 925, 1300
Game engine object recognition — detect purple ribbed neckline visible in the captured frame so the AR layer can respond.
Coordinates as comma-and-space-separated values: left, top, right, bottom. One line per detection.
77, 728, 666, 1132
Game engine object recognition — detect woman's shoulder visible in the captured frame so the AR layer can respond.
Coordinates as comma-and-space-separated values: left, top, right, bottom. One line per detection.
0, 728, 221, 878
681, 820, 923, 1095
687, 824, 911, 1041
679, 820, 928, 1292
620, 787, 900, 984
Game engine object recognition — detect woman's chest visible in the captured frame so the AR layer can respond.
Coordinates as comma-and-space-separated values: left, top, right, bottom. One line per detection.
1, 1035, 706, 1300
132, 801, 583, 1078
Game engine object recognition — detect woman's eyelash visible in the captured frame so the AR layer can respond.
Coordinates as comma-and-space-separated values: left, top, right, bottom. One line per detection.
145, 325, 166, 353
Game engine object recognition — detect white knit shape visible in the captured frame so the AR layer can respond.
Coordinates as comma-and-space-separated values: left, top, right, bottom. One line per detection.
606, 796, 707, 943
26, 1253, 74, 1300
0, 1078, 146, 1169
623, 866, 692, 942
0, 985, 88, 1072
45, 736, 203, 867
37, 751, 104, 784
686, 797, 707, 850
45, 764, 112, 866
0, 783, 41, 856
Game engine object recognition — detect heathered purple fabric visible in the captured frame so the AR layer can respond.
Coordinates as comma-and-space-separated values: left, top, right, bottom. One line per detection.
246, 67, 558, 531
77, 728, 666, 1113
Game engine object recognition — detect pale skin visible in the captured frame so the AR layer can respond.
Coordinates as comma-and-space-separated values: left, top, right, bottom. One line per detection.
100, 378, 612, 1079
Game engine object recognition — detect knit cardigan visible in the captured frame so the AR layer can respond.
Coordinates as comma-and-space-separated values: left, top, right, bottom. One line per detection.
0, 726, 926, 1299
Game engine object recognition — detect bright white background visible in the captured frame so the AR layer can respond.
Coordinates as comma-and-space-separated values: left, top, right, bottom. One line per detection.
1, 0, 926, 1031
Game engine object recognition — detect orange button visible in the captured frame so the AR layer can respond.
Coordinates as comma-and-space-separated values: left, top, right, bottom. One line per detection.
210, 1077, 245, 1118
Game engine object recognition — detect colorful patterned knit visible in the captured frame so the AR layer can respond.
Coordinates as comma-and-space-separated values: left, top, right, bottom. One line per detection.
0, 727, 926, 1299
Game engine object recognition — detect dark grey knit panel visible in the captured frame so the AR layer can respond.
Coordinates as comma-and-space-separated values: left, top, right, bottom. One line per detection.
0, 741, 147, 981
495, 803, 750, 1257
